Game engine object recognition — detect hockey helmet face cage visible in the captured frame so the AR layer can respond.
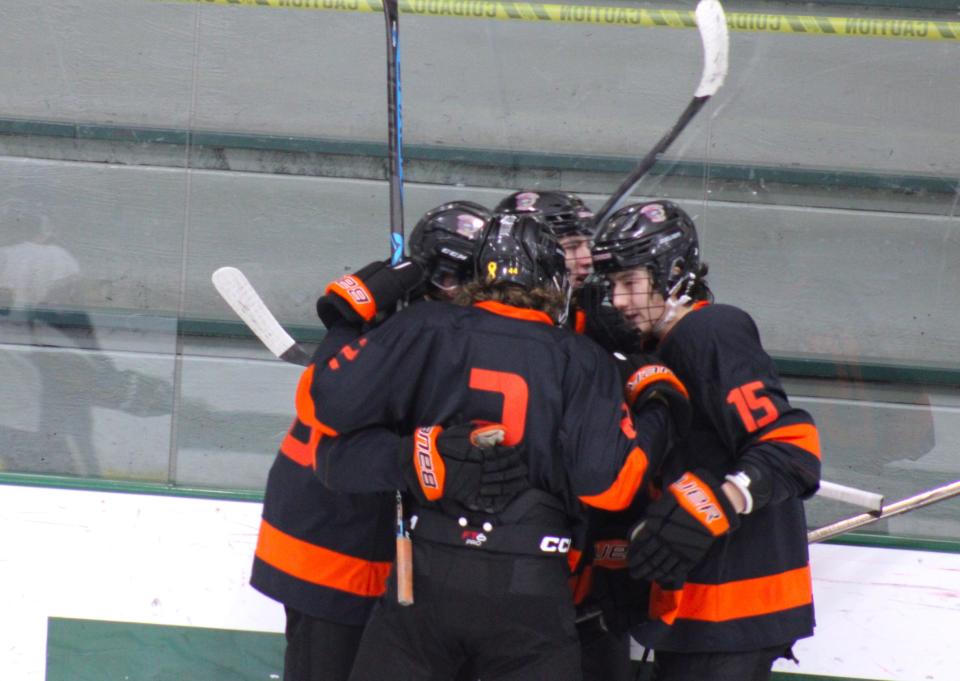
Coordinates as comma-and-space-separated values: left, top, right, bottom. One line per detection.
494, 190, 595, 239
409, 201, 491, 291
478, 212, 569, 295
590, 200, 700, 298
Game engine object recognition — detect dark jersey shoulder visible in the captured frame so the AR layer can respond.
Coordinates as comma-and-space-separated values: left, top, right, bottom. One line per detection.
381, 299, 613, 374
657, 303, 764, 377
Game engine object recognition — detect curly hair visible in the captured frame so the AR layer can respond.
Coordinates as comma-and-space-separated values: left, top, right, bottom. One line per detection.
454, 281, 566, 323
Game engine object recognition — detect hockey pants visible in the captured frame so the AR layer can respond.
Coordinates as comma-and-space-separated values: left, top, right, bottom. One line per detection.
347, 539, 581, 681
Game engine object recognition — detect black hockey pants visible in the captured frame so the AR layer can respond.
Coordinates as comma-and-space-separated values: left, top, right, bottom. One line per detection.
347, 538, 581, 681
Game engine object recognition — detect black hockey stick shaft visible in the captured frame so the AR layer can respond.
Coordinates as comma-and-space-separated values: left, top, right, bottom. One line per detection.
381, 0, 414, 608
592, 97, 708, 229
383, 0, 405, 265
592, 0, 729, 230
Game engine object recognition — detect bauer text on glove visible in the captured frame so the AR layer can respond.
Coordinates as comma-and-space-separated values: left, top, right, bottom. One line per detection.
316, 259, 424, 328
627, 469, 739, 583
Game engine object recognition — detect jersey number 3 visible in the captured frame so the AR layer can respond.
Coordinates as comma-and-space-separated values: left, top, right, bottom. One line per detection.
726, 380, 778, 432
469, 368, 528, 446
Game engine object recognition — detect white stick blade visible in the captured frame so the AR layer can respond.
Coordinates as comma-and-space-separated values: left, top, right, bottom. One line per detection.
817, 480, 884, 512
211, 266, 298, 360
694, 0, 730, 98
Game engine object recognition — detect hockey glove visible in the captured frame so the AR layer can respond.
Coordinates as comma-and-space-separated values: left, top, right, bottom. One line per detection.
401, 423, 530, 513
627, 469, 740, 583
620, 354, 692, 437
316, 259, 424, 329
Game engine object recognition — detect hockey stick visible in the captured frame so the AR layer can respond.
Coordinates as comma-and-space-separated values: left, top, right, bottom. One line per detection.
383, 0, 405, 266
591, 0, 730, 230
381, 0, 414, 607
808, 479, 960, 544
816, 480, 884, 512
211, 266, 312, 367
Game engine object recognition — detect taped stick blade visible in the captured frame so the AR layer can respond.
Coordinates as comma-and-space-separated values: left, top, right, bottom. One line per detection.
817, 480, 884, 513
211, 266, 301, 362
470, 424, 506, 448
694, 0, 730, 98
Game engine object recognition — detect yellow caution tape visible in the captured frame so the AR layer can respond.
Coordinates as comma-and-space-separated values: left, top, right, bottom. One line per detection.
176, 0, 960, 41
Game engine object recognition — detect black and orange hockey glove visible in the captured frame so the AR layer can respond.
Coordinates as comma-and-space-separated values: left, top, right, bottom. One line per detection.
620, 354, 692, 437
316, 259, 424, 329
627, 469, 740, 583
400, 423, 530, 513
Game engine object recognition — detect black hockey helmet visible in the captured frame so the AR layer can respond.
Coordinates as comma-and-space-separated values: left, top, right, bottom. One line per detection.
477, 212, 568, 293
590, 200, 700, 297
409, 201, 491, 290
495, 190, 595, 239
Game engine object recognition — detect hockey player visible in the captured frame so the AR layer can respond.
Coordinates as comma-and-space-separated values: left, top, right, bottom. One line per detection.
300, 212, 689, 681
494, 190, 595, 290
251, 201, 520, 681
408, 200, 490, 300
495, 189, 641, 354
591, 200, 822, 681
496, 189, 645, 681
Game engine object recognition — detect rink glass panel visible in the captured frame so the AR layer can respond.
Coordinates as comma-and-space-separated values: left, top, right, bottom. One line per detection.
0, 0, 957, 543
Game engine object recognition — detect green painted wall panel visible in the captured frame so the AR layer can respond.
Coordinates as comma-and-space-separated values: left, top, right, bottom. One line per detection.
45, 617, 886, 681
46, 618, 283, 681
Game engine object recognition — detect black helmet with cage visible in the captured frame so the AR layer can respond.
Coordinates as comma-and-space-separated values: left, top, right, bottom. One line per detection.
477, 212, 568, 294
590, 200, 703, 299
495, 190, 595, 239
409, 201, 491, 292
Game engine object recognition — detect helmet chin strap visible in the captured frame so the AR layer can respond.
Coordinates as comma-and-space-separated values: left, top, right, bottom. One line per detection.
652, 273, 695, 336
556, 275, 572, 326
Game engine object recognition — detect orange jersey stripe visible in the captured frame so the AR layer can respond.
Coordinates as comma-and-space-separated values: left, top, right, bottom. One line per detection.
279, 421, 315, 467
569, 565, 594, 605
759, 423, 822, 460
649, 565, 813, 624
293, 365, 339, 469
578, 446, 649, 511
255, 519, 392, 597
474, 300, 555, 326
567, 547, 584, 574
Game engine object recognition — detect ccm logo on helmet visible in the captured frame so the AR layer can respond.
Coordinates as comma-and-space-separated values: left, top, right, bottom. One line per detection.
539, 536, 572, 553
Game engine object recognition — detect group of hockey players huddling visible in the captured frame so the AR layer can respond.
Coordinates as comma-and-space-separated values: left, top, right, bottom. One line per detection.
251, 191, 823, 681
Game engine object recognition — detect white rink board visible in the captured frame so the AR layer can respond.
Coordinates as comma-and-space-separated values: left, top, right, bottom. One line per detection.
0, 485, 285, 680
2, 484, 959, 680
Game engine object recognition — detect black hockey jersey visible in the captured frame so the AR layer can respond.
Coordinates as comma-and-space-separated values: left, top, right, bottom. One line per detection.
250, 324, 395, 626
299, 300, 672, 525
634, 302, 822, 652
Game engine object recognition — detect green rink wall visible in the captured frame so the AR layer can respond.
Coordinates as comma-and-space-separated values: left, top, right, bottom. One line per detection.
45, 617, 883, 681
